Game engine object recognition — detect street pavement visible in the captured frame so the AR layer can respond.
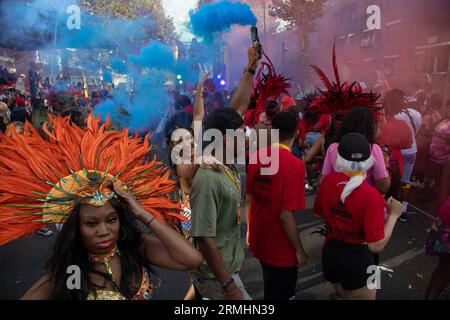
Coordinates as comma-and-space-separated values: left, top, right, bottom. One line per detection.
0, 190, 449, 300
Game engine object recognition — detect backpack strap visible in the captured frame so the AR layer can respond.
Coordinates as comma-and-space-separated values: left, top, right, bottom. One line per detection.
402, 109, 418, 137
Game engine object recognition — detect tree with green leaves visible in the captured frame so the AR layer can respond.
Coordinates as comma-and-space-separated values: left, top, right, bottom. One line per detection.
269, 0, 327, 60
81, 0, 176, 42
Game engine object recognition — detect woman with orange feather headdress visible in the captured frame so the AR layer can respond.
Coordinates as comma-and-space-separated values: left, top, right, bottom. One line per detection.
0, 113, 202, 300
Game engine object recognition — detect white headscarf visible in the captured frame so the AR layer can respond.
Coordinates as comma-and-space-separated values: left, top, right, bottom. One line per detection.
334, 153, 374, 203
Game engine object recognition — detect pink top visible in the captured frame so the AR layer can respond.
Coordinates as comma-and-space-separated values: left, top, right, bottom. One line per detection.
322, 143, 389, 187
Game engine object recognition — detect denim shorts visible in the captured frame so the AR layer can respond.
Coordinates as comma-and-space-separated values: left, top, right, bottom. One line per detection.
401, 153, 417, 184
306, 132, 321, 147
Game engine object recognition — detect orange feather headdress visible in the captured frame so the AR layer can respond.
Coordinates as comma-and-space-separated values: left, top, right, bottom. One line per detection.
0, 114, 183, 246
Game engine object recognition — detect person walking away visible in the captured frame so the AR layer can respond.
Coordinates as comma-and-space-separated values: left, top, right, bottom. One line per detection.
314, 133, 403, 300
384, 89, 422, 222
246, 111, 308, 300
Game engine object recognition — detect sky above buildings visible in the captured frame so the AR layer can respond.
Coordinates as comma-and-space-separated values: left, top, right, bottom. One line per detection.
162, 0, 197, 42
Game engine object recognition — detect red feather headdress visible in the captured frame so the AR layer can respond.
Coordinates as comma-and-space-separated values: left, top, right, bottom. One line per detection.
253, 53, 291, 111
309, 43, 382, 117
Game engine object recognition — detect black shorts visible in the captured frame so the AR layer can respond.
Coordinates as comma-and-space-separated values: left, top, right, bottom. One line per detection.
322, 238, 374, 291
260, 261, 298, 300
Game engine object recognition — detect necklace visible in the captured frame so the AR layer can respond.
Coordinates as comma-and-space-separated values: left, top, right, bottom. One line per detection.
88, 245, 120, 284
224, 166, 241, 194
224, 166, 242, 225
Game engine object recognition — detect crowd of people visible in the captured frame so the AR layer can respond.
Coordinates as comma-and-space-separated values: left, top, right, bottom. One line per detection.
0, 41, 449, 301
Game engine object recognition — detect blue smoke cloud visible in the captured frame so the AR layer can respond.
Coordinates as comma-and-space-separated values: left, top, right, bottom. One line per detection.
95, 72, 172, 132
95, 41, 175, 132
0, 0, 156, 50
0, 0, 175, 132
128, 70, 172, 131
94, 90, 131, 129
111, 59, 128, 74
129, 42, 175, 69
189, 0, 257, 42
0, 0, 230, 133
102, 70, 113, 83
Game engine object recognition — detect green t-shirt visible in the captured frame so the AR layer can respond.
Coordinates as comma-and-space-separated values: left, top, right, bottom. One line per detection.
189, 166, 244, 279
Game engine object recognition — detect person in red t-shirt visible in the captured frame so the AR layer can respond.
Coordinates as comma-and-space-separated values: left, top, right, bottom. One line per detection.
376, 114, 413, 199
246, 111, 308, 300
313, 133, 403, 300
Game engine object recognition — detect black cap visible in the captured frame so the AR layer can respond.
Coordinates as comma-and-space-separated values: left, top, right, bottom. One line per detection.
203, 108, 244, 135
338, 133, 371, 162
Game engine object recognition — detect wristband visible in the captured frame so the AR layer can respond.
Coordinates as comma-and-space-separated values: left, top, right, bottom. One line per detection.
221, 277, 235, 292
146, 216, 156, 228
223, 287, 239, 297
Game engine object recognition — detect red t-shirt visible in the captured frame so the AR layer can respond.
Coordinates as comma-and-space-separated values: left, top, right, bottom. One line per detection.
246, 146, 306, 267
313, 172, 386, 244
377, 116, 413, 150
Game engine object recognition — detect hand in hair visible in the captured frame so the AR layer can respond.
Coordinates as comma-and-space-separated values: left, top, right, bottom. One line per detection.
112, 184, 146, 219
112, 185, 203, 271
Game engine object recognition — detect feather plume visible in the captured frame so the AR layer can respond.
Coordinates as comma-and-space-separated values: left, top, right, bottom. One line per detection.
332, 42, 341, 88
310, 65, 334, 91
309, 45, 382, 117
0, 113, 182, 246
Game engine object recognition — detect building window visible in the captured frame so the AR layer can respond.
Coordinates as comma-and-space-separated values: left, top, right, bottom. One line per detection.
435, 47, 449, 73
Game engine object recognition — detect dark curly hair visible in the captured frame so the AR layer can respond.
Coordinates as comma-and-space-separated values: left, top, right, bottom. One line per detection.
336, 107, 377, 144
